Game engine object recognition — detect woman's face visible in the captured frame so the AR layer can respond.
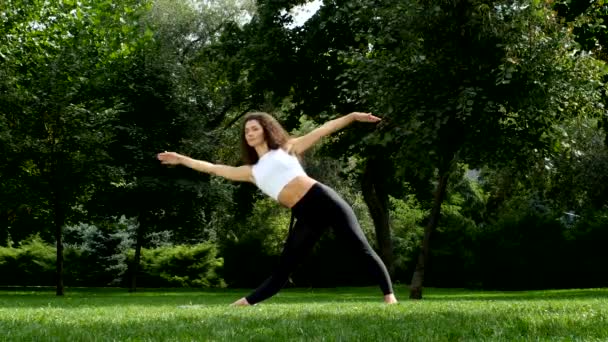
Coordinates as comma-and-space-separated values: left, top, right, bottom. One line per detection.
244, 119, 265, 147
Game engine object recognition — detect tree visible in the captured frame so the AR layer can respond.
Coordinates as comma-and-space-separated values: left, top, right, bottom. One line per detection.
554, 0, 608, 144
0, 0, 151, 295
93, 0, 259, 291
335, 0, 606, 298
285, 0, 411, 274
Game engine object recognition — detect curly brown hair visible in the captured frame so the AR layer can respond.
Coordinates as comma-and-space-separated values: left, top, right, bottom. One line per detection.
240, 112, 290, 165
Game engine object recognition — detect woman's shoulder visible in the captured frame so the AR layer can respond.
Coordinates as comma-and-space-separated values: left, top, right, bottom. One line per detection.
280, 141, 300, 156
257, 145, 299, 163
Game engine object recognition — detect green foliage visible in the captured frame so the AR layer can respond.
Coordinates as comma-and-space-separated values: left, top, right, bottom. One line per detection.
2, 0, 608, 293
565, 207, 608, 287
0, 224, 225, 288
0, 235, 55, 286
89, 0, 257, 246
134, 243, 225, 288
475, 196, 568, 290
333, 0, 606, 172
0, 0, 153, 256
554, 0, 608, 60
63, 216, 139, 286
325, 0, 606, 296
480, 117, 608, 221
549, 118, 608, 211
219, 196, 290, 287
388, 193, 425, 282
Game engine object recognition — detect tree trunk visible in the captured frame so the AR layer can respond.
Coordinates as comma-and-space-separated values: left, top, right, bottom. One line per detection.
52, 185, 65, 296
361, 160, 395, 276
409, 171, 449, 299
129, 213, 144, 293
0, 214, 9, 247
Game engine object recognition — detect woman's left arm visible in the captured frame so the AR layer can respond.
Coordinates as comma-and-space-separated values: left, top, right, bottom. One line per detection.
288, 112, 381, 154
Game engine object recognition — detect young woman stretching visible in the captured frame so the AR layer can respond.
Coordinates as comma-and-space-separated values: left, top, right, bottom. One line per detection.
157, 111, 397, 305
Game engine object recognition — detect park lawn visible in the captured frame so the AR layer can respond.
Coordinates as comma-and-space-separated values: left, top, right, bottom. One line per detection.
1, 286, 607, 341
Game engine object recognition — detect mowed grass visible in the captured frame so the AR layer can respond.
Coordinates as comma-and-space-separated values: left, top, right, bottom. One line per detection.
1, 286, 607, 341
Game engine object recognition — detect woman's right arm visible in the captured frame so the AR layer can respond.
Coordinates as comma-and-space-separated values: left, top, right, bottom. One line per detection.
157, 152, 254, 183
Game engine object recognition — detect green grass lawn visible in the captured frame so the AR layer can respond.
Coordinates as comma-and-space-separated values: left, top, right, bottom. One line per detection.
1, 286, 607, 341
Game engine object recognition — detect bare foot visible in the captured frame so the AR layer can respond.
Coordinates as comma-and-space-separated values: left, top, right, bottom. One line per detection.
231, 297, 251, 306
384, 293, 398, 304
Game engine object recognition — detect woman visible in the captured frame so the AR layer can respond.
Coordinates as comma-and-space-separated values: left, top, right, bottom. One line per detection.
157, 111, 398, 305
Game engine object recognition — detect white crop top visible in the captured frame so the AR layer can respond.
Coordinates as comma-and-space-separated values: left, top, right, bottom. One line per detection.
251, 148, 307, 200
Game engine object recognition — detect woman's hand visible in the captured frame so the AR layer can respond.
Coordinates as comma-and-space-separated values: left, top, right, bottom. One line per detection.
350, 112, 381, 123
157, 151, 184, 165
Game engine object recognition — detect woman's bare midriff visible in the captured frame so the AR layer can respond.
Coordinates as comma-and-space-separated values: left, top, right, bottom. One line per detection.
277, 175, 318, 208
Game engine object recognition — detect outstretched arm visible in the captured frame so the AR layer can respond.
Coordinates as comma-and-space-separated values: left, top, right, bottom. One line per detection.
288, 112, 381, 155
157, 152, 253, 183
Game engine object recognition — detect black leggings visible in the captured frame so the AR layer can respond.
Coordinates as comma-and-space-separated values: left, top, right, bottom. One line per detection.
245, 182, 394, 305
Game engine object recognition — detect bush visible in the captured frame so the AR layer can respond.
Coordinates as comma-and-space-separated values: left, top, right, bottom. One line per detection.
132, 243, 225, 288
63, 217, 138, 286
0, 232, 225, 288
389, 194, 426, 284
474, 196, 568, 290
219, 197, 290, 288
0, 234, 55, 286
426, 203, 480, 288
563, 208, 608, 288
